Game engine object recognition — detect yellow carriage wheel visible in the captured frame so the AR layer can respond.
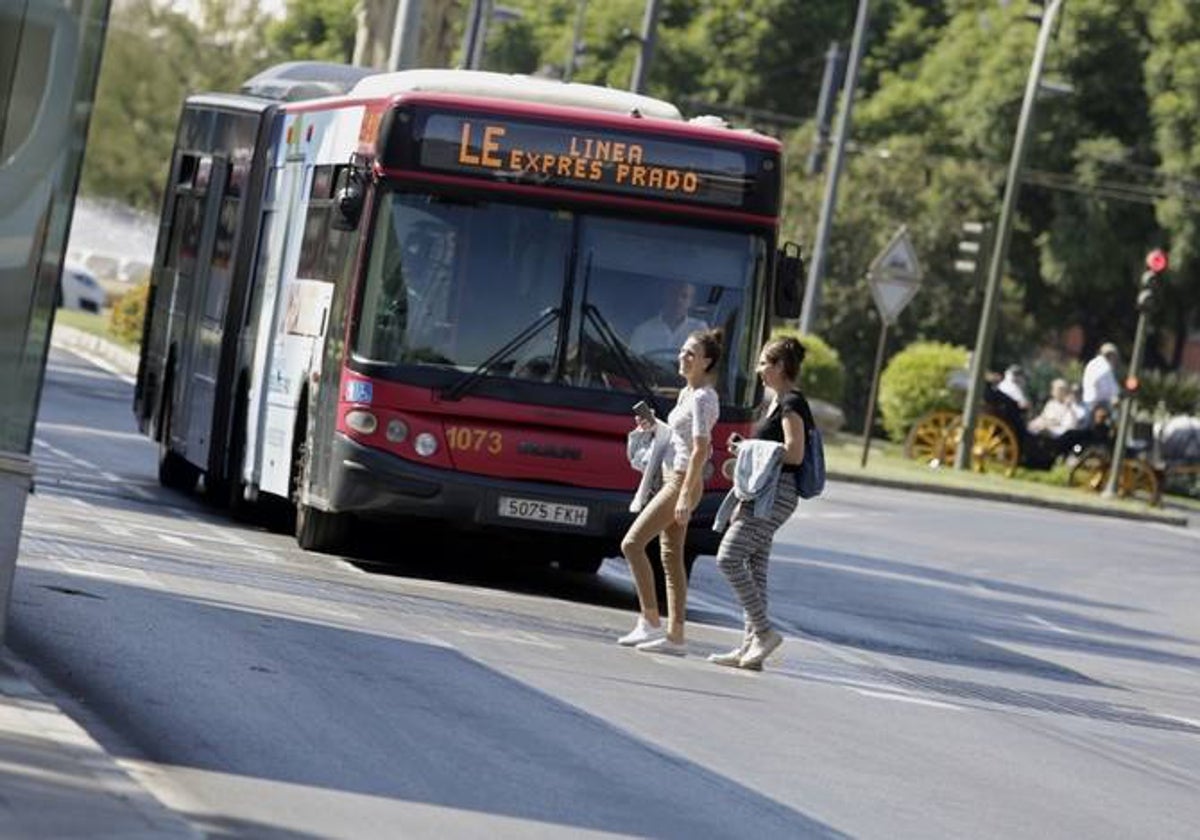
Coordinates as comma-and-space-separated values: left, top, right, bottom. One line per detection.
1118, 460, 1160, 505
904, 410, 962, 468
969, 415, 1020, 477
1068, 452, 1109, 492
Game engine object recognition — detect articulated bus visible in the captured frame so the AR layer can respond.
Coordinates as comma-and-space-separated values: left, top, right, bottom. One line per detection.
134, 62, 801, 574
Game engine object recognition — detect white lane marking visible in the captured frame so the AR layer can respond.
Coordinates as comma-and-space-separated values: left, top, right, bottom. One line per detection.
58, 345, 136, 384
1160, 714, 1200, 729
58, 561, 162, 588
1025, 613, 1077, 635
36, 422, 144, 442
459, 629, 563, 649
156, 534, 193, 547
852, 688, 964, 710
101, 523, 135, 538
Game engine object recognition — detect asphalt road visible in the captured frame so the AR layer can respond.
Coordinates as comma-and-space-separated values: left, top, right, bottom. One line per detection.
8, 346, 1200, 838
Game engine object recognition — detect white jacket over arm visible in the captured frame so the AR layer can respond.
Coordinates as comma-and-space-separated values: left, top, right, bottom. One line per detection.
626, 419, 671, 512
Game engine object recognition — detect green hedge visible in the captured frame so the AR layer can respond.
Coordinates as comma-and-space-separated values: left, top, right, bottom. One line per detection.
109, 281, 148, 346
878, 341, 969, 442
768, 327, 845, 406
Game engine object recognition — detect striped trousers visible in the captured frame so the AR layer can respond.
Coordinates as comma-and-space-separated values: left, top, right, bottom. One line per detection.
715, 473, 798, 636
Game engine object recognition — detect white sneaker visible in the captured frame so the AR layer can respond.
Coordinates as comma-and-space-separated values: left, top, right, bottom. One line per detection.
636, 637, 687, 657
707, 637, 752, 667
617, 617, 664, 647
739, 630, 783, 669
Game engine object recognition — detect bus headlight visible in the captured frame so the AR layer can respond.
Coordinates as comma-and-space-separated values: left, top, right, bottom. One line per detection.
386, 418, 409, 443
345, 409, 378, 435
414, 432, 438, 457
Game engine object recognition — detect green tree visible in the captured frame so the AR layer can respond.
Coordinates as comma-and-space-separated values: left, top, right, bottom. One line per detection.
80, 0, 276, 210
267, 0, 357, 64
1146, 0, 1200, 368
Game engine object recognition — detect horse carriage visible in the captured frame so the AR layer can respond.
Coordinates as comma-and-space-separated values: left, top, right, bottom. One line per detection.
903, 379, 1162, 501
1068, 414, 1200, 504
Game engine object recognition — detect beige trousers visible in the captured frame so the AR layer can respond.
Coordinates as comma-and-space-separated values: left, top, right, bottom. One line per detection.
620, 470, 688, 636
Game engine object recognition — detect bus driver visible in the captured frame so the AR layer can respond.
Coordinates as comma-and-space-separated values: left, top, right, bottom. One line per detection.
628, 281, 708, 357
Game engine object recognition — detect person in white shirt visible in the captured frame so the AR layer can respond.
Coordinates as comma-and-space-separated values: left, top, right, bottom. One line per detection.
617, 329, 722, 657
1081, 342, 1121, 413
997, 364, 1031, 413
1028, 378, 1078, 437
628, 281, 708, 356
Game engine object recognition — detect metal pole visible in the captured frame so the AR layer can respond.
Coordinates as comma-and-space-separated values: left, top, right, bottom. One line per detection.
860, 319, 890, 467
460, 0, 491, 69
1102, 313, 1148, 498
629, 0, 661, 94
806, 41, 844, 177
564, 0, 588, 82
798, 0, 870, 335
955, 0, 1065, 470
388, 0, 423, 71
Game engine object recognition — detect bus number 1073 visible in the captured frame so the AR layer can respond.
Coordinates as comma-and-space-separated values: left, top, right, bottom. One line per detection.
446, 426, 503, 455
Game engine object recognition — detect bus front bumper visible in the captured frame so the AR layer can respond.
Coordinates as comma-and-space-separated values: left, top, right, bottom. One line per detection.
327, 434, 721, 552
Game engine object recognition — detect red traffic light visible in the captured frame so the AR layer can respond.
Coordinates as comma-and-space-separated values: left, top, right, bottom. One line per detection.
1124, 376, 1139, 394
1145, 249, 1168, 274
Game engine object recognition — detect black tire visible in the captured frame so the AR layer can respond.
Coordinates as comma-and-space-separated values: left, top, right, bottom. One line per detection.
158, 393, 199, 492
208, 383, 252, 519
295, 500, 350, 554
291, 410, 349, 554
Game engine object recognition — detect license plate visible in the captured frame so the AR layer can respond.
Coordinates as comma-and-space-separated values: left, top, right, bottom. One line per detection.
497, 496, 589, 527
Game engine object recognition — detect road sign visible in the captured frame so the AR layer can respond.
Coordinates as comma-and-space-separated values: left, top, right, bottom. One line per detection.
867, 225, 923, 324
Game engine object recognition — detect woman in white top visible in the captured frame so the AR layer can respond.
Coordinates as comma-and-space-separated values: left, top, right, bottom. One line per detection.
617, 329, 721, 656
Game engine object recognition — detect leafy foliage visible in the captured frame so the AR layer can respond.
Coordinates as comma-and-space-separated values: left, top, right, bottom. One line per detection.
1137, 369, 1200, 416
109, 280, 149, 345
878, 341, 969, 443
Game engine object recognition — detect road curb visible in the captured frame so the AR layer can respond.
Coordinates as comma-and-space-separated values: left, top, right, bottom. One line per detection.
829, 468, 1188, 527
50, 323, 139, 377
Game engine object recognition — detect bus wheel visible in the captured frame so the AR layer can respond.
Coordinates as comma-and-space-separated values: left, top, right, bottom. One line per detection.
291, 421, 349, 554
295, 500, 349, 554
158, 398, 199, 492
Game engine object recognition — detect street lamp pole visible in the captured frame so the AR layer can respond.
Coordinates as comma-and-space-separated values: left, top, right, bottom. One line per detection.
798, 0, 870, 335
629, 0, 661, 94
955, 0, 1066, 470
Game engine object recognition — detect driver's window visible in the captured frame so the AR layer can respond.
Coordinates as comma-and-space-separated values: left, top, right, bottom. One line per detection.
573, 217, 746, 398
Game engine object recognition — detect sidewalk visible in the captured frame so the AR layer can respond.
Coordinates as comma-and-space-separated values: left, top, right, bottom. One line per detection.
2, 324, 194, 836
0, 650, 198, 838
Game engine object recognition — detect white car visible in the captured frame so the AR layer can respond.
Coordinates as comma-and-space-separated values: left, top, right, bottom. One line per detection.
59, 262, 107, 313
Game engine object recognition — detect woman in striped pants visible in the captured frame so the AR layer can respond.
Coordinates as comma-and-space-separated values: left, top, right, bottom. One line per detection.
711, 336, 812, 671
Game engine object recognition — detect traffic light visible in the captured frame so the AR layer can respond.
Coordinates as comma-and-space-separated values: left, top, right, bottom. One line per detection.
955, 221, 988, 276
1136, 248, 1169, 313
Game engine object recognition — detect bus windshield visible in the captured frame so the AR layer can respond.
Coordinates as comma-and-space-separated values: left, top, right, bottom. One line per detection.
354, 190, 767, 403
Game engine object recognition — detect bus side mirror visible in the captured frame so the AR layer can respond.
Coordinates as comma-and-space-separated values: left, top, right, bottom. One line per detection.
774, 242, 804, 319
332, 168, 366, 231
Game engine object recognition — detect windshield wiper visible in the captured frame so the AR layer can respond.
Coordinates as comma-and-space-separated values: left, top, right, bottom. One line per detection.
440, 307, 560, 402
581, 303, 657, 406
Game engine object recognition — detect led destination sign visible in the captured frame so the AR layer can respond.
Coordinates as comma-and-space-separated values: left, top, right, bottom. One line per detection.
393, 109, 779, 214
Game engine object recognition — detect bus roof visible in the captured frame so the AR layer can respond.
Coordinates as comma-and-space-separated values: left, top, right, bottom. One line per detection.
350, 69, 683, 122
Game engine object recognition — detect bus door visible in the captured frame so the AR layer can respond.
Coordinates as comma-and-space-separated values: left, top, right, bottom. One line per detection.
249, 157, 311, 499
174, 154, 228, 468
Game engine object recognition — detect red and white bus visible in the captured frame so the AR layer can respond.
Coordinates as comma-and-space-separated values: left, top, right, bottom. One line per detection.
135, 62, 800, 574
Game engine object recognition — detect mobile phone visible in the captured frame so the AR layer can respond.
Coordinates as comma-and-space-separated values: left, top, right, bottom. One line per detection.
632, 400, 654, 421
